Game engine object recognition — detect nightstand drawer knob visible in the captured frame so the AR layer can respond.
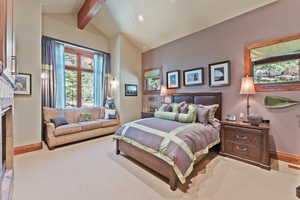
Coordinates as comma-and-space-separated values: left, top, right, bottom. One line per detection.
235, 135, 248, 140
236, 146, 248, 152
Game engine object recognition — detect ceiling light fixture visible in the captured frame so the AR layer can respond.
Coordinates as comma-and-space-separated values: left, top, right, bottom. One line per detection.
138, 14, 144, 22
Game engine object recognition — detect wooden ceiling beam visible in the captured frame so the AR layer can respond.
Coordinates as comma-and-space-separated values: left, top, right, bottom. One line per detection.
77, 0, 105, 30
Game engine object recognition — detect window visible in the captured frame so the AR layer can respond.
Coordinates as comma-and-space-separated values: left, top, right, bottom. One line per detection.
64, 47, 95, 107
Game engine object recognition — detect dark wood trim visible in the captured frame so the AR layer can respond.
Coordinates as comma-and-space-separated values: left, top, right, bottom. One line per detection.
14, 142, 43, 155
208, 60, 231, 87
183, 67, 204, 86
269, 151, 300, 165
244, 33, 300, 92
166, 70, 180, 89
288, 165, 300, 171
77, 0, 105, 29
143, 66, 162, 95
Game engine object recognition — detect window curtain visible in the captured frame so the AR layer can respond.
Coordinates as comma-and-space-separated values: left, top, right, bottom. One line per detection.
94, 53, 111, 107
55, 42, 66, 109
41, 36, 57, 108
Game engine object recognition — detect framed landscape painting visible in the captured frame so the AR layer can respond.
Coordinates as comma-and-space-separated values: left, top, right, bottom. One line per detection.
125, 84, 138, 96
209, 61, 231, 87
183, 68, 204, 86
14, 73, 32, 95
143, 67, 162, 94
167, 70, 180, 89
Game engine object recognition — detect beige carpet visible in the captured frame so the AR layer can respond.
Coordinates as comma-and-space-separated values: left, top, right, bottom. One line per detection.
14, 136, 299, 200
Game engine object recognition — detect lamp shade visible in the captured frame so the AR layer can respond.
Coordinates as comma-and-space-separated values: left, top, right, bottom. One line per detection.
240, 76, 256, 95
160, 85, 168, 96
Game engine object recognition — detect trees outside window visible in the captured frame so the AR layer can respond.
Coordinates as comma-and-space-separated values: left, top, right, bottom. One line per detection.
64, 47, 95, 107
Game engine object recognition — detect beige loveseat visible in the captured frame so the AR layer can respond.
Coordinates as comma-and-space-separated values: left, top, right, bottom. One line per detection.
43, 107, 119, 149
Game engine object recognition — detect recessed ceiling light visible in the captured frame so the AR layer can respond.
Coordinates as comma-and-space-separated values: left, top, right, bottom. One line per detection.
138, 14, 144, 22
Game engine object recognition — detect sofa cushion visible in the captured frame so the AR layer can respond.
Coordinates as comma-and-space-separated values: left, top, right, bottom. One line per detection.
43, 107, 64, 123
79, 113, 93, 122
64, 107, 103, 123
64, 108, 81, 123
54, 123, 82, 136
79, 121, 103, 131
99, 119, 119, 128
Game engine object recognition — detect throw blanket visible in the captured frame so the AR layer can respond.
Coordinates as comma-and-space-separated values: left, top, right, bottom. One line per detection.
114, 118, 220, 183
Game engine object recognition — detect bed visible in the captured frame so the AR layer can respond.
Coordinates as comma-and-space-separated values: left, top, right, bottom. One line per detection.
115, 93, 222, 191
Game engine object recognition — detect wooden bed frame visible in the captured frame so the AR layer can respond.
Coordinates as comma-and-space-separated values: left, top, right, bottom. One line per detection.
116, 92, 222, 191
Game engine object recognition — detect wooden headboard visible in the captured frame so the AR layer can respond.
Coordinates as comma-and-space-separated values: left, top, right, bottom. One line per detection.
171, 93, 222, 120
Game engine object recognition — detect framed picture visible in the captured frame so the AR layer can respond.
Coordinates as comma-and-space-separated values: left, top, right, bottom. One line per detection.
183, 68, 204, 86
167, 70, 180, 89
125, 84, 138, 96
143, 67, 162, 95
14, 73, 32, 95
209, 61, 231, 87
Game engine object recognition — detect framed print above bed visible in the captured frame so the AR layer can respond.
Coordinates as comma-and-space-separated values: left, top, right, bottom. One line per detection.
183, 68, 204, 86
167, 70, 180, 89
209, 61, 231, 87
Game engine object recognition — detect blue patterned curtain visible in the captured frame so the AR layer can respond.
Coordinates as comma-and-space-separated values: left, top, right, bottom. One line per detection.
41, 36, 56, 108
55, 42, 66, 109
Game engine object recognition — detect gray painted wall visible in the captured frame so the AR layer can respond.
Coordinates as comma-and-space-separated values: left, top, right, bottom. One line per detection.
142, 0, 300, 155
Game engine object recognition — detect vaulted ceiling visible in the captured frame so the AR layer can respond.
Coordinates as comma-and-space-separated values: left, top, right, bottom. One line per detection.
42, 0, 278, 52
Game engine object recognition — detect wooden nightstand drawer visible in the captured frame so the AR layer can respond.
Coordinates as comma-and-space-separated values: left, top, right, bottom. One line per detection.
220, 121, 270, 170
223, 126, 262, 147
224, 142, 261, 162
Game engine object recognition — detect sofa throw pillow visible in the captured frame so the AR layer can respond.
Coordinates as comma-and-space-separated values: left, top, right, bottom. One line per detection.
196, 106, 210, 125
79, 113, 93, 122
105, 109, 116, 119
50, 116, 68, 128
108, 114, 117, 119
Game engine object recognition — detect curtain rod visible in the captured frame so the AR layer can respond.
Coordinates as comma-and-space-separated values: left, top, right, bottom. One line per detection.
42, 35, 110, 55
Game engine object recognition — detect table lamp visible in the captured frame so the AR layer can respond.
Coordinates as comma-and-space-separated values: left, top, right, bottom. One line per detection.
240, 76, 256, 122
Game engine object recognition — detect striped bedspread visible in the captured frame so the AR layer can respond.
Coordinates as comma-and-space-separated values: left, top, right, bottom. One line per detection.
114, 118, 220, 183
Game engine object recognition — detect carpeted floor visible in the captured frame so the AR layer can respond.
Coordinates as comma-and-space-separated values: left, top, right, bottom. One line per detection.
14, 136, 299, 200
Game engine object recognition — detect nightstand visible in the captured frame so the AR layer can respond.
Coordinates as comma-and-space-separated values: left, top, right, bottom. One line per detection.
220, 120, 270, 170
141, 112, 155, 119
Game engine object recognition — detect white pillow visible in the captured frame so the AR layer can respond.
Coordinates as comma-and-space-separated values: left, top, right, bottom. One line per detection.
105, 109, 116, 119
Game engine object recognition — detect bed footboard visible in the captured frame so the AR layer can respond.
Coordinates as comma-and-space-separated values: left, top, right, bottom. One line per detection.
115, 139, 178, 191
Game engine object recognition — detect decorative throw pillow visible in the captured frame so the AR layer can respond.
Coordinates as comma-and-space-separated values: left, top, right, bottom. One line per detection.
196, 106, 210, 125
79, 113, 93, 122
197, 104, 219, 126
177, 104, 197, 123
154, 111, 177, 121
179, 103, 189, 114
105, 109, 116, 119
108, 114, 117, 119
50, 116, 68, 128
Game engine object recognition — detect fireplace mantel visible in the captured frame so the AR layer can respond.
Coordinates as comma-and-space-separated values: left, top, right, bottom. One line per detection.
0, 77, 14, 200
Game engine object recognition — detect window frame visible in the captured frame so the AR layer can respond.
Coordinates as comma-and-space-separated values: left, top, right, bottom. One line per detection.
244, 33, 300, 92
64, 47, 95, 107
